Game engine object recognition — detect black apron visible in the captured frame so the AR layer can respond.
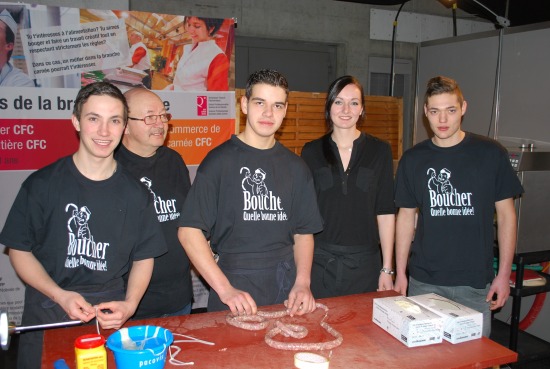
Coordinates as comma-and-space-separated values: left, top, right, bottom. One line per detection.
311, 242, 381, 298
17, 280, 124, 369
207, 247, 296, 312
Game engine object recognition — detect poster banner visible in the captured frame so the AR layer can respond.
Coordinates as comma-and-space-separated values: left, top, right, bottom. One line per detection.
0, 89, 235, 170
0, 2, 236, 322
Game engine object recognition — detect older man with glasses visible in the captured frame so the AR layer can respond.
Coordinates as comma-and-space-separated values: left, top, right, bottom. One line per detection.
115, 87, 194, 319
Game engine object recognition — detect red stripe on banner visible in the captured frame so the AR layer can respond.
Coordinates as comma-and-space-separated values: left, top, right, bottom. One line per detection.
0, 119, 79, 171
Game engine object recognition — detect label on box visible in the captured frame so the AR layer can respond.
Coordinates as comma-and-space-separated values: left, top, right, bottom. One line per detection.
408, 293, 483, 344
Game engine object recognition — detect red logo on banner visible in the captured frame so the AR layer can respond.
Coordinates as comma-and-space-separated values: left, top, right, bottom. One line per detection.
197, 96, 207, 116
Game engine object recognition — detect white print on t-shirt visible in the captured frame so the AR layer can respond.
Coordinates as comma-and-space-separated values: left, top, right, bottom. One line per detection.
64, 203, 109, 271
427, 168, 475, 217
240, 167, 288, 222
140, 176, 180, 223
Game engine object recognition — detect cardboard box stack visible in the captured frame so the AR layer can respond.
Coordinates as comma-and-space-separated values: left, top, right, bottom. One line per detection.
372, 295, 443, 347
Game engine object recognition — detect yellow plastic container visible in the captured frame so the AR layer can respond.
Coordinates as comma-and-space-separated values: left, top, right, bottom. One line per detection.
74, 334, 107, 369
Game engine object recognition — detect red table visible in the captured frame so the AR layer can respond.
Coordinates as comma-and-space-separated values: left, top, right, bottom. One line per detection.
42, 291, 517, 368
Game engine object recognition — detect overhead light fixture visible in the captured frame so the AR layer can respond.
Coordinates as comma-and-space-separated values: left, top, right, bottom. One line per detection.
471, 0, 510, 27
438, 0, 510, 28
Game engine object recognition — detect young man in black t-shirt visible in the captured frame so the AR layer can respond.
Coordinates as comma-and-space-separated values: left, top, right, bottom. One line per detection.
178, 69, 323, 317
0, 82, 166, 368
394, 76, 523, 336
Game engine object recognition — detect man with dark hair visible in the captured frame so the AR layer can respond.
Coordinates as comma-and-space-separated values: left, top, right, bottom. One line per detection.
0, 82, 166, 368
0, 9, 34, 87
179, 69, 323, 316
116, 87, 193, 318
394, 75, 523, 336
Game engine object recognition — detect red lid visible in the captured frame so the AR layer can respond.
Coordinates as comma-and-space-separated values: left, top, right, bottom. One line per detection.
74, 334, 106, 349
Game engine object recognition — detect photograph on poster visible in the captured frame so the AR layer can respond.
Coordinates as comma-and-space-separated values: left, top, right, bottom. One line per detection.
0, 4, 34, 87
17, 6, 235, 91
105, 11, 235, 91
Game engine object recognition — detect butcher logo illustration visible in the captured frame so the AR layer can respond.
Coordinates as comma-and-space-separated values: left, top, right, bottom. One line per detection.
426, 168, 474, 217
65, 203, 109, 271
427, 168, 453, 194
241, 167, 269, 196
140, 176, 180, 223
67, 205, 92, 239
240, 166, 287, 221
141, 177, 157, 201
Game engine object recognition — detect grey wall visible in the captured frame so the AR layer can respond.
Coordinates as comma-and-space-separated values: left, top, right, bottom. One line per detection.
125, 0, 421, 85
4, 0, 486, 149
498, 25, 550, 146
4, 0, 471, 95
415, 22, 550, 147
415, 31, 501, 143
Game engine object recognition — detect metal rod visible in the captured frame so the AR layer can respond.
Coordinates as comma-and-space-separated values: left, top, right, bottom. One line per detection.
452, 3, 457, 36
389, 1, 408, 97
490, 28, 505, 140
11, 319, 83, 333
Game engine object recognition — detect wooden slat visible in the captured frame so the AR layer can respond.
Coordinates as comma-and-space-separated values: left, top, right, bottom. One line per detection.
235, 89, 403, 160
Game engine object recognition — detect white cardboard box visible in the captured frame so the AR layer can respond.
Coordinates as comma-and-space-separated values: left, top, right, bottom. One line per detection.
372, 295, 443, 347
408, 293, 483, 344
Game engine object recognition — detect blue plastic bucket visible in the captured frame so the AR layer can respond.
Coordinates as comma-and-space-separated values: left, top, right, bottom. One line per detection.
106, 325, 173, 369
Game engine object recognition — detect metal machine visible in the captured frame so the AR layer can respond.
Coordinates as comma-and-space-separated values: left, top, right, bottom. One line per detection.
506, 144, 550, 253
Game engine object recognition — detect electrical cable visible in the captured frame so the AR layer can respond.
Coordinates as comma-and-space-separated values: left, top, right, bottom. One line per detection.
452, 3, 457, 37
487, 28, 504, 139
389, 0, 409, 97
519, 262, 549, 330
470, 0, 510, 28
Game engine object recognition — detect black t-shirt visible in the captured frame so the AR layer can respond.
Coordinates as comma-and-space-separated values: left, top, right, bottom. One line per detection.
115, 145, 193, 318
395, 133, 524, 288
0, 156, 166, 292
179, 135, 323, 256
301, 133, 395, 249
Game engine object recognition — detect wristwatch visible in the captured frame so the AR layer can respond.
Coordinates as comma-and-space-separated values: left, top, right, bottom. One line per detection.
380, 267, 395, 275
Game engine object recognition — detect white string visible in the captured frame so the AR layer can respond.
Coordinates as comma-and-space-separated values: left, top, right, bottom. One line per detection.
168, 333, 215, 366
95, 307, 100, 335
168, 345, 194, 366
174, 334, 215, 346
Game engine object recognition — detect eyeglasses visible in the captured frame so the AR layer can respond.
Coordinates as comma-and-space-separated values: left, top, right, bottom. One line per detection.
128, 113, 172, 125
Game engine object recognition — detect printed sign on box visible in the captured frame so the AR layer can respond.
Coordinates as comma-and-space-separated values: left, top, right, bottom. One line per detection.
408, 293, 483, 344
